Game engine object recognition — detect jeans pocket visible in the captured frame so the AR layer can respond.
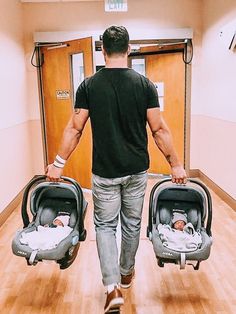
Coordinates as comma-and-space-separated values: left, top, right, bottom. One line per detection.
125, 172, 148, 198
92, 174, 116, 201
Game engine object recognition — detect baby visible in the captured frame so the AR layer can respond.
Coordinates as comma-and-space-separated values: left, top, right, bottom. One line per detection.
20, 214, 72, 250
45, 215, 70, 228
172, 212, 187, 231
157, 211, 202, 252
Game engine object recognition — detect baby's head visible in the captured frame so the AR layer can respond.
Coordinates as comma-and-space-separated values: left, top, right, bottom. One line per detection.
53, 215, 70, 227
172, 212, 187, 231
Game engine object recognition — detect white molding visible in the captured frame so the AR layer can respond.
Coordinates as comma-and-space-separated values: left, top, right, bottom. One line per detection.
33, 28, 193, 43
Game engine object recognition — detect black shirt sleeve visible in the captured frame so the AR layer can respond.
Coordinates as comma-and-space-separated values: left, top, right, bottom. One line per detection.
146, 79, 160, 109
74, 79, 89, 109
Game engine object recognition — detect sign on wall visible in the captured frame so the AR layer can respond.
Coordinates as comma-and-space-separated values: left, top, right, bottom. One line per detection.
105, 0, 128, 12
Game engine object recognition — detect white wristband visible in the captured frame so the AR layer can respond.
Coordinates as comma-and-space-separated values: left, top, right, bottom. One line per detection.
55, 154, 66, 165
53, 160, 64, 168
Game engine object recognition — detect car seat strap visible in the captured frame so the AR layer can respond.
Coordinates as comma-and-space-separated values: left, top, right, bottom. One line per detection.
180, 253, 186, 269
29, 250, 39, 265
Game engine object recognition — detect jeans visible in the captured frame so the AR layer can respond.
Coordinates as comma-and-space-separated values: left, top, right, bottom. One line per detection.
92, 171, 148, 286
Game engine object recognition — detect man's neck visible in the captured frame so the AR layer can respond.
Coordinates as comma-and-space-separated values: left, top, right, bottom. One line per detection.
105, 55, 128, 68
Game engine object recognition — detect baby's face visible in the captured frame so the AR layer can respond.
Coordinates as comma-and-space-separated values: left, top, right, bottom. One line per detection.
173, 220, 186, 231
53, 219, 64, 227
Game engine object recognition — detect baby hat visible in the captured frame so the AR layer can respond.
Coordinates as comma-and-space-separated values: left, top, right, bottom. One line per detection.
172, 212, 187, 224
53, 215, 70, 226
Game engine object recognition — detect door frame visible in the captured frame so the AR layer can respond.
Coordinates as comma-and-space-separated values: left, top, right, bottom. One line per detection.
34, 28, 193, 176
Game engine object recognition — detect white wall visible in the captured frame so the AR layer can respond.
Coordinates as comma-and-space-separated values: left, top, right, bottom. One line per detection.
0, 0, 31, 211
196, 0, 236, 121
0, 0, 45, 212
0, 0, 27, 129
191, 0, 236, 198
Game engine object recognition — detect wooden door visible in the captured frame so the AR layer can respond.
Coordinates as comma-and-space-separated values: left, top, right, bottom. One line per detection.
41, 37, 93, 188
130, 51, 185, 175
146, 52, 185, 174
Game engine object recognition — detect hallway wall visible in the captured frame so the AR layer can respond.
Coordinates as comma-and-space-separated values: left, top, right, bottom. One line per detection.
0, 0, 43, 212
190, 0, 236, 199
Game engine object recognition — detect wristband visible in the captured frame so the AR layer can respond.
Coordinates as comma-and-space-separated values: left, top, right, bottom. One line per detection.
53, 160, 64, 168
53, 154, 66, 168
55, 154, 66, 165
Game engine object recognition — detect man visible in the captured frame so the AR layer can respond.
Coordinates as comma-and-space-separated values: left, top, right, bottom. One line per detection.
46, 26, 187, 313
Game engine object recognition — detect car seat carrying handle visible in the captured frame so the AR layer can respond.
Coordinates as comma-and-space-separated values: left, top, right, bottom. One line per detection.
21, 175, 84, 228
148, 178, 212, 236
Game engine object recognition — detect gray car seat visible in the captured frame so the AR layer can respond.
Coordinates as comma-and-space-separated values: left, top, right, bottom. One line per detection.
147, 178, 213, 270
12, 176, 87, 269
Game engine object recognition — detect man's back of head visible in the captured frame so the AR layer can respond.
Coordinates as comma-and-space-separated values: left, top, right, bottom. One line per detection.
102, 26, 129, 56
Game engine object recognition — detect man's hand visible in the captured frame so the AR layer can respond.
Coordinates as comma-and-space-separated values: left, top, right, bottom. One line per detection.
171, 165, 187, 184
45, 164, 63, 182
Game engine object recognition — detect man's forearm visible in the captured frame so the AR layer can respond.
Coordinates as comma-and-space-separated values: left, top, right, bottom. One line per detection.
152, 128, 181, 168
57, 126, 82, 160
147, 108, 186, 183
46, 109, 88, 180
57, 109, 89, 161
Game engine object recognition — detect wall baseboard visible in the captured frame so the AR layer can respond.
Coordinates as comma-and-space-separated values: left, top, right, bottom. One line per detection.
0, 190, 24, 227
0, 175, 45, 227
189, 169, 236, 211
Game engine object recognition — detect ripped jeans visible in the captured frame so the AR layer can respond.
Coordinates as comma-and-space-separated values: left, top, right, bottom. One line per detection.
92, 171, 148, 286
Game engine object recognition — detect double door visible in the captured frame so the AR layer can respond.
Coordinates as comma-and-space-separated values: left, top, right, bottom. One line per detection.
40, 38, 185, 188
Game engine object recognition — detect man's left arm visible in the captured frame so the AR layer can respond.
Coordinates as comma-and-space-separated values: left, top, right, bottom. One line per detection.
147, 107, 187, 184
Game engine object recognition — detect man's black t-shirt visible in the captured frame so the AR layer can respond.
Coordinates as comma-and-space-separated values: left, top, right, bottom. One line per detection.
75, 68, 159, 178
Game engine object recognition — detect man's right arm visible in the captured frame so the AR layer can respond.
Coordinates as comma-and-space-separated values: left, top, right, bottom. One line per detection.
46, 108, 89, 181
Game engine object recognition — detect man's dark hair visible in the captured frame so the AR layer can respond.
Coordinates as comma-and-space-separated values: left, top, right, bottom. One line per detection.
102, 26, 129, 56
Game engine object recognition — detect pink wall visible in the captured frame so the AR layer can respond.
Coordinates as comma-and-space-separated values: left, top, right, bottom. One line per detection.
0, 0, 30, 211
0, 0, 44, 212
191, 115, 236, 198
0, 123, 33, 210
191, 0, 236, 198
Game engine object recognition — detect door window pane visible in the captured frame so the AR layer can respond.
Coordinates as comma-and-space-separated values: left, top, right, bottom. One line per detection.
71, 53, 84, 99
131, 58, 145, 76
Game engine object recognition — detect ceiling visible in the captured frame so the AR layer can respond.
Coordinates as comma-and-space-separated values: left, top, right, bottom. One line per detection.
20, 0, 102, 3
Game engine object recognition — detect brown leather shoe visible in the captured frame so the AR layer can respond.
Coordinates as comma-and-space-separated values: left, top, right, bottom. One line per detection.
104, 287, 124, 313
120, 270, 135, 289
